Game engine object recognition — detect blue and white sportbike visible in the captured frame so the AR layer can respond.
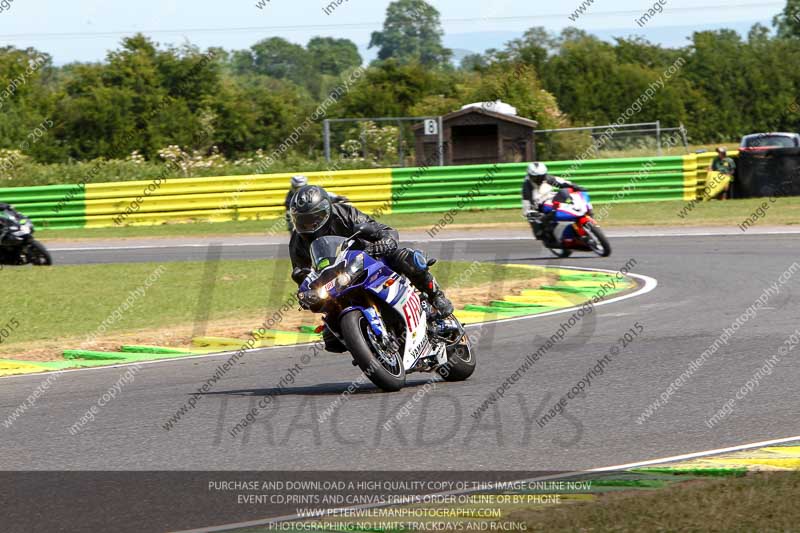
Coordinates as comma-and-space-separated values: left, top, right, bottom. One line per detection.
298, 231, 476, 392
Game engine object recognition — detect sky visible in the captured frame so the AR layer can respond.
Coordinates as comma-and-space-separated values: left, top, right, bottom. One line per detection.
0, 0, 785, 64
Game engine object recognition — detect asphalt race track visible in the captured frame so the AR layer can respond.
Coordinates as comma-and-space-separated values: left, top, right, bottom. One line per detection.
1, 229, 798, 530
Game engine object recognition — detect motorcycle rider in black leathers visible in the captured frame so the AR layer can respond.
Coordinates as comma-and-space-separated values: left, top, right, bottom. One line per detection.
288, 185, 454, 353
522, 162, 581, 244
0, 202, 21, 245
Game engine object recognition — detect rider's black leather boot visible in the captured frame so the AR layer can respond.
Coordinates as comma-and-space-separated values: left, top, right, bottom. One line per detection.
416, 272, 454, 317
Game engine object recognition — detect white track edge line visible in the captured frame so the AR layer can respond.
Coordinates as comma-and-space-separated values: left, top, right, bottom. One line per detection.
170, 433, 800, 533
47, 228, 800, 252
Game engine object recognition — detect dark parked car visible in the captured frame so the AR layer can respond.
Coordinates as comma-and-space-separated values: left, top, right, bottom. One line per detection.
736, 132, 800, 198
739, 132, 800, 151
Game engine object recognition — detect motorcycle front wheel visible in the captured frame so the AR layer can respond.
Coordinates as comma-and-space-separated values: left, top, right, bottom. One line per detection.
340, 310, 406, 392
27, 239, 52, 265
583, 223, 612, 257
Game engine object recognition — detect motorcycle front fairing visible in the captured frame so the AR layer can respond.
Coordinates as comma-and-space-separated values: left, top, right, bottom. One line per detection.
301, 249, 439, 371
0, 209, 34, 247
544, 190, 591, 221
303, 250, 395, 333
545, 190, 595, 248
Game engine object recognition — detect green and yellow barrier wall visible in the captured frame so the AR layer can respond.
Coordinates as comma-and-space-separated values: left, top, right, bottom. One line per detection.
0, 153, 736, 230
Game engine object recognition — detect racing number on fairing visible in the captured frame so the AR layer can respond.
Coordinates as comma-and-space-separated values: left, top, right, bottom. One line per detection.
402, 292, 422, 331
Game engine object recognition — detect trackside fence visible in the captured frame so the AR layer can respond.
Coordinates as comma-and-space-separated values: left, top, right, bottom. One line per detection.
0, 153, 736, 229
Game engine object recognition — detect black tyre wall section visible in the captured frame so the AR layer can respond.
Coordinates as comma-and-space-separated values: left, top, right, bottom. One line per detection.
736, 147, 800, 198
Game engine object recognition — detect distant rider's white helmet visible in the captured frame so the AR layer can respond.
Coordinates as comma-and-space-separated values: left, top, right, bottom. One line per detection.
526, 162, 548, 183
291, 175, 309, 190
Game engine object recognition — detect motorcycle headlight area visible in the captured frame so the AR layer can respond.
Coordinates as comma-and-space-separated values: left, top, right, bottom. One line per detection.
337, 253, 365, 287
310, 254, 366, 299
310, 275, 336, 300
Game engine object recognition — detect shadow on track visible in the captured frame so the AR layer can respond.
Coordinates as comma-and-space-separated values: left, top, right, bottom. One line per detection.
508, 255, 600, 262
196, 378, 440, 399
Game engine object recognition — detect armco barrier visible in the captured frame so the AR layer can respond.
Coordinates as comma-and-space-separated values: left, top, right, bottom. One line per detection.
0, 184, 86, 229
391, 156, 692, 214
81, 168, 393, 228
0, 154, 717, 230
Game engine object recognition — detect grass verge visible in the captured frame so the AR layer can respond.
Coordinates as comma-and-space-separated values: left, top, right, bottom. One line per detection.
37, 197, 800, 241
242, 471, 799, 533
0, 259, 548, 361
511, 471, 800, 532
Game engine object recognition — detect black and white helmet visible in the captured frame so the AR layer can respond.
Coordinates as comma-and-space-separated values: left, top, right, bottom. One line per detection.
526, 162, 548, 184
290, 185, 332, 234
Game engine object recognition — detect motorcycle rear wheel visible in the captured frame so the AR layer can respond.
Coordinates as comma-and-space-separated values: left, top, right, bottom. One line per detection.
436, 319, 476, 382
340, 310, 406, 392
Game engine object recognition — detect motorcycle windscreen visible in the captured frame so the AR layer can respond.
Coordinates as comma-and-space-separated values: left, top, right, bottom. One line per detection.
310, 235, 347, 271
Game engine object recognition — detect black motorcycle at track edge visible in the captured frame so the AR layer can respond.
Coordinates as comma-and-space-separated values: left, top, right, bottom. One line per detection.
0, 204, 52, 266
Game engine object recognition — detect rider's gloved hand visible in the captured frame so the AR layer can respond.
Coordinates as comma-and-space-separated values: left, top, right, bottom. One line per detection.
365, 237, 398, 257
292, 267, 312, 286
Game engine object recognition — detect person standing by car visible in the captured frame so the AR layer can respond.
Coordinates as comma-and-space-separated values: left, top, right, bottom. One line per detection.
709, 147, 736, 200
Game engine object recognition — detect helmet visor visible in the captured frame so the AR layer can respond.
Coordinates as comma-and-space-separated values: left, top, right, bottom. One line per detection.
291, 201, 331, 234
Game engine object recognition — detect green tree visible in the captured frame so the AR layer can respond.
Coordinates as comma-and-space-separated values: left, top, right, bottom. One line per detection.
503, 26, 555, 75
542, 30, 621, 125
459, 53, 488, 72
407, 67, 476, 117
248, 37, 314, 88
53, 35, 224, 160
210, 74, 315, 157
467, 62, 590, 159
773, 0, 800, 38
468, 63, 563, 129
739, 25, 800, 133
0, 47, 56, 158
307, 37, 362, 76
369, 0, 452, 67
682, 30, 747, 141
612, 37, 679, 69
335, 60, 447, 118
